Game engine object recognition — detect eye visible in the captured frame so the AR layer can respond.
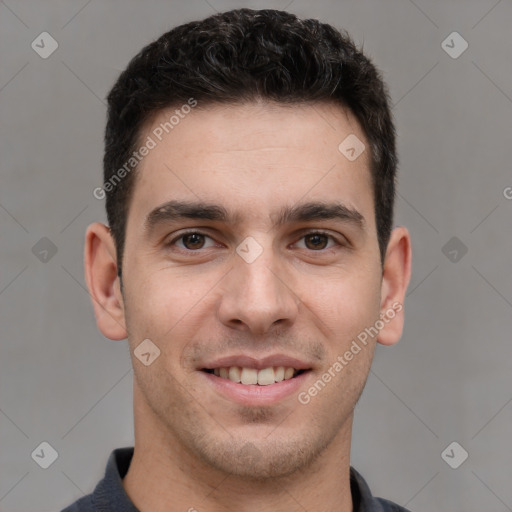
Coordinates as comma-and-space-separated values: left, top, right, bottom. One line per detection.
168, 231, 217, 251
295, 231, 340, 251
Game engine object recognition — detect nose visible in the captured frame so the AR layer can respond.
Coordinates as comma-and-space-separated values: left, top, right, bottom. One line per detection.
217, 245, 299, 335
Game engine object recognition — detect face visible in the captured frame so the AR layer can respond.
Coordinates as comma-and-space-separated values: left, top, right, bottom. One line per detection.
87, 100, 409, 480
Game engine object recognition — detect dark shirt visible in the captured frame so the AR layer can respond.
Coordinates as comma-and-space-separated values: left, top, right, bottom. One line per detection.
61, 447, 411, 511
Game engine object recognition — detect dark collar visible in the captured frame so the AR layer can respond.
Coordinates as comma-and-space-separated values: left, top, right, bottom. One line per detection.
83, 446, 410, 512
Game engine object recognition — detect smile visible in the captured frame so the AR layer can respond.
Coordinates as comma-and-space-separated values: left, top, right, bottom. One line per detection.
202, 366, 307, 386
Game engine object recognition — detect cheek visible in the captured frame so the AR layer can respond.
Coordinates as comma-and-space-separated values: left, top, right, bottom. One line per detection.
123, 269, 217, 352
308, 268, 381, 338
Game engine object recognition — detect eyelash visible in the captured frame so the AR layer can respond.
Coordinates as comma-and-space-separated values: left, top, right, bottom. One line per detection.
166, 229, 344, 252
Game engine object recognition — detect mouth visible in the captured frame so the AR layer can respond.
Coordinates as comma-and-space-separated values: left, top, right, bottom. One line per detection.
198, 355, 314, 405
201, 366, 309, 386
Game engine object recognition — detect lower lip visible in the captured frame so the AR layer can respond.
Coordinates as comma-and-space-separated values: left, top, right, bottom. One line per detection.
200, 371, 311, 406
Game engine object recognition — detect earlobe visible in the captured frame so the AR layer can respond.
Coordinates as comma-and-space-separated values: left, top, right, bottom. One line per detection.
84, 222, 127, 341
377, 226, 412, 346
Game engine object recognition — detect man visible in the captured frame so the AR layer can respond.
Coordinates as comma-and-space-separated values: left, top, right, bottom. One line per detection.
63, 8, 412, 512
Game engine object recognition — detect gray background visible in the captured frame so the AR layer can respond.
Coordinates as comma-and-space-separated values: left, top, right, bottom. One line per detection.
1, 0, 511, 511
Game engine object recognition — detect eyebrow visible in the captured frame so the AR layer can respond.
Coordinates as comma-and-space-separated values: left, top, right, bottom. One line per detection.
144, 199, 366, 234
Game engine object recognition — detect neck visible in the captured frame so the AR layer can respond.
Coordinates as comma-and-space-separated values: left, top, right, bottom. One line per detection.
123, 385, 354, 512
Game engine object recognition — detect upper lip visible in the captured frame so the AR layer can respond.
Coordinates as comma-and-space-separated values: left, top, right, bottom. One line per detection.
200, 354, 312, 371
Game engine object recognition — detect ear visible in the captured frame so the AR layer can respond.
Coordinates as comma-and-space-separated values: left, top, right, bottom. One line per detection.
377, 226, 412, 346
84, 222, 127, 340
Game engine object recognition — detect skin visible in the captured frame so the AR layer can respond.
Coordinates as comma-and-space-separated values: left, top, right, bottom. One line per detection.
84, 100, 412, 512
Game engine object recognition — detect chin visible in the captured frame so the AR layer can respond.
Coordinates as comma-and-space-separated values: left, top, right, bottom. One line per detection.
189, 430, 332, 481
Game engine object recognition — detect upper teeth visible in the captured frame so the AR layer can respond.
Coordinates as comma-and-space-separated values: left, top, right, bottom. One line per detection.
213, 366, 297, 385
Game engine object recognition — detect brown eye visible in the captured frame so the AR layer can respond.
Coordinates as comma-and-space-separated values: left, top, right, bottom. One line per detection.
304, 233, 329, 250
181, 233, 206, 250
166, 230, 218, 253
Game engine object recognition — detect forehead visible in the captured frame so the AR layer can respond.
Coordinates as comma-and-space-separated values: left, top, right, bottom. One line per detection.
128, 101, 374, 231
